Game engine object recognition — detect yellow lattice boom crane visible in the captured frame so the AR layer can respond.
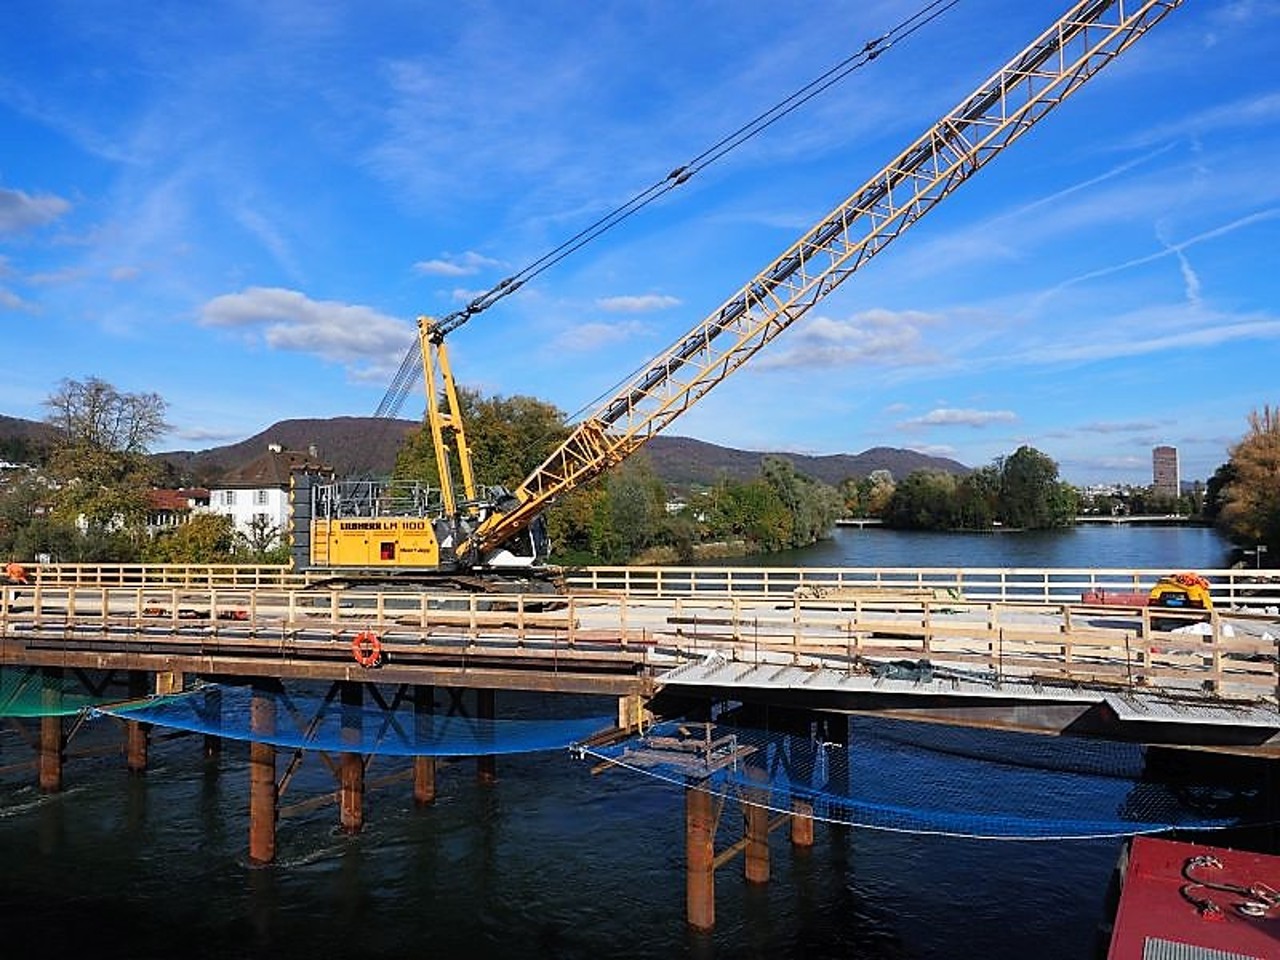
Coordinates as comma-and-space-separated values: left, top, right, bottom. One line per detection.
303, 0, 1184, 582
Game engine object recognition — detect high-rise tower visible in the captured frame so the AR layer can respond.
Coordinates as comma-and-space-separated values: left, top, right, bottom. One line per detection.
1152, 446, 1179, 498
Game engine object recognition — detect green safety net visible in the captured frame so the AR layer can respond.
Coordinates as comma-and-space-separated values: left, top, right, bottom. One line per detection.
0, 668, 118, 717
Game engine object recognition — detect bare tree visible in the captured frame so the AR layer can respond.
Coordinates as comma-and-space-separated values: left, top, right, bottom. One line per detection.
44, 377, 167, 453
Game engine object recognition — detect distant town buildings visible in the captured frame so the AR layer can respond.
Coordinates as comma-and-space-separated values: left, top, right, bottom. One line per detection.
1152, 445, 1179, 498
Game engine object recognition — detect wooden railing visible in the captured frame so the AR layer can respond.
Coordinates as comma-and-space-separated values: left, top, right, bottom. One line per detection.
21, 563, 1280, 612
563, 566, 1280, 611
22, 563, 304, 589
3, 582, 1276, 704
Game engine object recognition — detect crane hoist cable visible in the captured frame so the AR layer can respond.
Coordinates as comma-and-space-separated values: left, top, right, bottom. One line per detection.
372, 0, 963, 422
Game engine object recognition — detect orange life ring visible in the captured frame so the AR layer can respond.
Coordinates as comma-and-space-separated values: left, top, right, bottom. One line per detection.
352, 631, 383, 668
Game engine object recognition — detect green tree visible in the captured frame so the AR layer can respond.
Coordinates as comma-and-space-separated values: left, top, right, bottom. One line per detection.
41, 377, 168, 558
144, 513, 236, 563
544, 485, 607, 564
996, 445, 1076, 529
1217, 405, 1280, 560
709, 477, 792, 551
884, 470, 961, 530
234, 514, 289, 563
955, 465, 998, 529
603, 458, 667, 563
761, 456, 842, 547
1203, 461, 1236, 526
393, 387, 569, 492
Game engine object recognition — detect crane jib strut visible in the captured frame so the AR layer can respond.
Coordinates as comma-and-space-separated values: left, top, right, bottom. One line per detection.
454, 0, 1185, 563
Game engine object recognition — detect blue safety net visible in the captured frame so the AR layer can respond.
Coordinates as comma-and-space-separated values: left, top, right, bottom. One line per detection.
575, 717, 1259, 841
91, 683, 614, 757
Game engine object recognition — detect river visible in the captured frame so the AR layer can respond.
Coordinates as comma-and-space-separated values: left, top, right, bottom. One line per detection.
0, 526, 1261, 960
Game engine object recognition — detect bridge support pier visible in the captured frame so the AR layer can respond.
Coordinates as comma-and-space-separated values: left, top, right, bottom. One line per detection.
203, 685, 222, 765
126, 670, 149, 774
476, 688, 496, 784
413, 684, 436, 804
39, 668, 63, 792
790, 799, 815, 848
248, 685, 277, 865
743, 767, 770, 885
685, 781, 716, 931
339, 682, 365, 833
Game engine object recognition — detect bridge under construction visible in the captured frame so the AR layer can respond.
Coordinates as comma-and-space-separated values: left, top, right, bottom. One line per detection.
3, 563, 1278, 929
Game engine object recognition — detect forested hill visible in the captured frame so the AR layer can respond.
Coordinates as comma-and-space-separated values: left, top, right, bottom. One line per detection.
154, 421, 969, 486
155, 417, 418, 484
642, 436, 969, 486
2, 412, 969, 487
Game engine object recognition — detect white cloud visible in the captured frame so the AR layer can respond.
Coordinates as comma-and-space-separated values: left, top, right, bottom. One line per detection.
110, 265, 142, 282
901, 408, 1017, 429
1037, 209, 1280, 309
27, 267, 85, 286
909, 443, 958, 457
170, 425, 249, 444
199, 287, 414, 379
756, 308, 941, 370
1081, 420, 1164, 435
0, 287, 36, 312
596, 294, 680, 313
0, 187, 71, 234
414, 251, 504, 277
550, 319, 650, 353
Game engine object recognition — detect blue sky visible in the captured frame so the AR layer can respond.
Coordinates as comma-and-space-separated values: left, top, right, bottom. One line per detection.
2, 1, 1277, 486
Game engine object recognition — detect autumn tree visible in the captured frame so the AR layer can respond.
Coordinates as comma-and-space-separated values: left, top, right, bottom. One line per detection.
393, 387, 569, 492
1217, 405, 1280, 561
42, 377, 168, 554
860, 469, 896, 517
143, 513, 236, 563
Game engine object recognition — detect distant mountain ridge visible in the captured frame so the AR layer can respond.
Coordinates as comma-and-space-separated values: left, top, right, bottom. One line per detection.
1, 413, 969, 486
641, 435, 969, 486
156, 417, 419, 483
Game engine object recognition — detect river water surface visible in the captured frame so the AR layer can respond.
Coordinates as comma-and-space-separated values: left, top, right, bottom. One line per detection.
0, 526, 1261, 960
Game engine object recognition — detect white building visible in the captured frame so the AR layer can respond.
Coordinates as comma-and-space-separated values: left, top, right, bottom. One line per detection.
208, 443, 332, 546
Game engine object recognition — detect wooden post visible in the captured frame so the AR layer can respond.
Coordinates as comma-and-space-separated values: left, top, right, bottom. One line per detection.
39, 667, 64, 792
126, 670, 149, 774
413, 684, 437, 805
339, 681, 365, 833
686, 782, 716, 931
248, 685, 277, 864
476, 688, 496, 784
617, 693, 646, 733
790, 798, 815, 848
743, 774, 770, 885
204, 685, 223, 764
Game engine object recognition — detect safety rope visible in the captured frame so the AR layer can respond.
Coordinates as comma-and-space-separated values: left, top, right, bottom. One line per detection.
374, 0, 964, 420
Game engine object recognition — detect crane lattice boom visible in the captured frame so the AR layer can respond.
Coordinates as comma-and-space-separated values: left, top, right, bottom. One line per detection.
464, 0, 1183, 561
